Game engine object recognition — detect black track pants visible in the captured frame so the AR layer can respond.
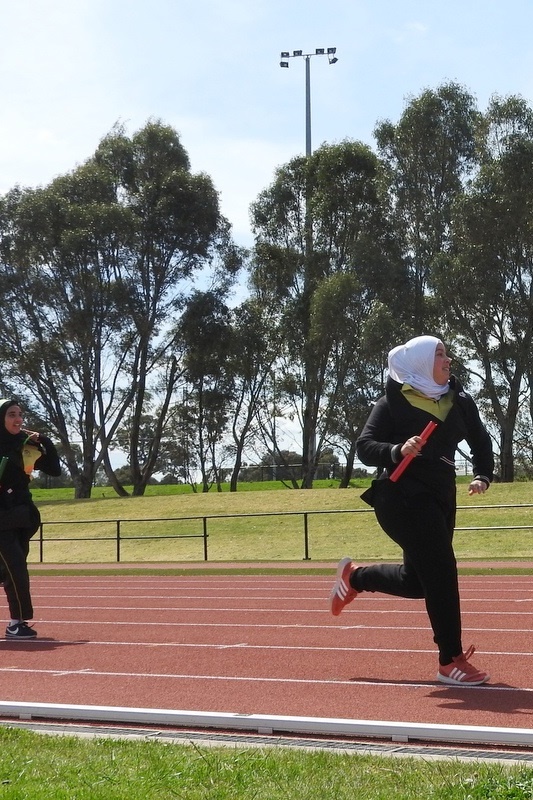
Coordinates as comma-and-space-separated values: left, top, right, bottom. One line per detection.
355, 489, 461, 664
0, 528, 33, 621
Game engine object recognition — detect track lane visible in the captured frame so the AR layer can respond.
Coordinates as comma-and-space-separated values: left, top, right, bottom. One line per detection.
0, 574, 530, 733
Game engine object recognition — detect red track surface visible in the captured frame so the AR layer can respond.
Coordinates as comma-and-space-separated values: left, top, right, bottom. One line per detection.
0, 574, 531, 731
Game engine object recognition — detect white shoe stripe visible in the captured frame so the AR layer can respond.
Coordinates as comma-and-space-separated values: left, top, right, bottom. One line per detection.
449, 667, 467, 682
444, 666, 485, 684
336, 579, 349, 600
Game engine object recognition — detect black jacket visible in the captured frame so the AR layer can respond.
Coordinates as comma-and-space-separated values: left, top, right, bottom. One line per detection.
0, 434, 61, 509
356, 375, 494, 500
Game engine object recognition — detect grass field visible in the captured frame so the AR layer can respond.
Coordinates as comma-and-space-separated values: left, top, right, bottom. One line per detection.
28, 478, 533, 566
0, 727, 532, 799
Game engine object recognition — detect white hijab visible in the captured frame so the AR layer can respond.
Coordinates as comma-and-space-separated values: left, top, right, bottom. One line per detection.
388, 335, 448, 400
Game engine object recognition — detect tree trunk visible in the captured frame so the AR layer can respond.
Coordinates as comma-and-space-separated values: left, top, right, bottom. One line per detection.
499, 429, 515, 482
73, 473, 94, 499
339, 442, 356, 488
300, 386, 318, 489
229, 441, 244, 492
102, 451, 130, 497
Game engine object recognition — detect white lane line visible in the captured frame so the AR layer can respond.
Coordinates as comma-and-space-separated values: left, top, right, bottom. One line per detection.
29, 605, 533, 616
1, 638, 531, 658
51, 668, 96, 677
19, 620, 533, 634
29, 575, 533, 581
29, 592, 533, 601
0, 666, 528, 692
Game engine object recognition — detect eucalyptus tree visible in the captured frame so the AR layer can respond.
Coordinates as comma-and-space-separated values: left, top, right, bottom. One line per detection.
92, 121, 241, 495
225, 298, 281, 492
0, 167, 130, 497
325, 299, 402, 486
175, 290, 235, 492
113, 407, 183, 482
431, 95, 533, 481
0, 120, 240, 497
250, 140, 405, 487
374, 82, 481, 332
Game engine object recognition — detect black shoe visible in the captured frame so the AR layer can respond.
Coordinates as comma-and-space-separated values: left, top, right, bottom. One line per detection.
5, 622, 37, 639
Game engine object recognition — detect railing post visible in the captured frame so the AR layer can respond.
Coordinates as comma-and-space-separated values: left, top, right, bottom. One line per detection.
303, 512, 310, 560
39, 522, 44, 563
203, 517, 208, 561
116, 520, 121, 563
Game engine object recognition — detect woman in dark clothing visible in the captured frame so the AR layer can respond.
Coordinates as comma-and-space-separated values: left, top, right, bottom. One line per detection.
0, 399, 61, 639
329, 336, 494, 685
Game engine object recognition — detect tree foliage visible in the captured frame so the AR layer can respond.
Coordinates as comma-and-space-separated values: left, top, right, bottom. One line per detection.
250, 140, 407, 487
0, 121, 240, 497
3, 86, 533, 490
431, 95, 533, 480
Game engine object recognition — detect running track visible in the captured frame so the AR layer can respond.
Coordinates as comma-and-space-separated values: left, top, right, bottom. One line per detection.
0, 574, 531, 737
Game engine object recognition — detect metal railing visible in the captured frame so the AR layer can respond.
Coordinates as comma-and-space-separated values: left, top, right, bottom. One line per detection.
33, 516, 210, 563
29, 503, 533, 564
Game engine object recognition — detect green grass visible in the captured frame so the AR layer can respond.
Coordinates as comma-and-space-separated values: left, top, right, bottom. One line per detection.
0, 727, 532, 799
30, 477, 365, 502
28, 479, 533, 566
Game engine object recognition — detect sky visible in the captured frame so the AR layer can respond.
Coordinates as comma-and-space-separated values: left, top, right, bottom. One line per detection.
2, 0, 533, 256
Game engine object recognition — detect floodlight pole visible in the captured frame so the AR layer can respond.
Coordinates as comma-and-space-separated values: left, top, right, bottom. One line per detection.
305, 55, 311, 156
279, 48, 338, 488
279, 48, 338, 157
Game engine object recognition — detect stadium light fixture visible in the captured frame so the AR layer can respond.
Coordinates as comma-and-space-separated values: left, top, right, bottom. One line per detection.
279, 47, 338, 156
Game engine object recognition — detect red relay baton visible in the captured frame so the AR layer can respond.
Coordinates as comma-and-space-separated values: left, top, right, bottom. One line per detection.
389, 420, 438, 483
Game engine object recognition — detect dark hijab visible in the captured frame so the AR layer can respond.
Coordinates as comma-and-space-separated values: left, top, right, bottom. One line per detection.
0, 399, 28, 456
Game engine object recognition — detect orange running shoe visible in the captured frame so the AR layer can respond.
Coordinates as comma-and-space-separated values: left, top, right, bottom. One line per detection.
329, 557, 358, 616
437, 645, 490, 686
